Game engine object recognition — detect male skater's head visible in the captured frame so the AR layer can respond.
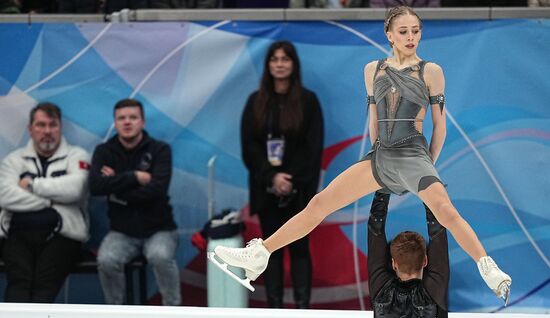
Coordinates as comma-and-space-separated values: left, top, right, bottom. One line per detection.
390, 231, 428, 280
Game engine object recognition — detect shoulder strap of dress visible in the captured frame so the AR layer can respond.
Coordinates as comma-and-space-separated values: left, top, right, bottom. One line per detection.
372, 58, 386, 81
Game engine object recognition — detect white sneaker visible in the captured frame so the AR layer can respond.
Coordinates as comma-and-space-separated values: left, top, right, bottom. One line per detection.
214, 238, 270, 281
477, 256, 512, 305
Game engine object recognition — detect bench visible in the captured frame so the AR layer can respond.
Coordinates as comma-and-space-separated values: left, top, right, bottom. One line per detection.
0, 251, 148, 305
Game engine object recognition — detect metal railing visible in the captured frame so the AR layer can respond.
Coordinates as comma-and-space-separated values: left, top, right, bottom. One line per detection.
0, 7, 549, 23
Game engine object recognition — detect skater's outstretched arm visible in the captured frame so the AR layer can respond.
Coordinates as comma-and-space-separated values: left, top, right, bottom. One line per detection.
367, 191, 393, 300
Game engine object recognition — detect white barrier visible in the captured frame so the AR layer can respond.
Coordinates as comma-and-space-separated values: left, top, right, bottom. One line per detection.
0, 303, 549, 318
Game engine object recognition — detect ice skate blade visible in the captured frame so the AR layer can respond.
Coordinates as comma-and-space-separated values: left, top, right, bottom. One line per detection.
499, 282, 511, 306
207, 252, 255, 292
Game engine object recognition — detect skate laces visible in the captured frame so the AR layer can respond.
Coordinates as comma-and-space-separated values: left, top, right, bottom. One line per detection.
225, 238, 264, 260
246, 238, 263, 248
478, 256, 511, 289
479, 256, 498, 275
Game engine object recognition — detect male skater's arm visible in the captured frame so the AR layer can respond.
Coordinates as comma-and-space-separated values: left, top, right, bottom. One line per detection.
368, 191, 393, 299
422, 204, 450, 317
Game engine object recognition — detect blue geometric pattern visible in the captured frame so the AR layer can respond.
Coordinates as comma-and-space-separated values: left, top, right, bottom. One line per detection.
0, 19, 548, 312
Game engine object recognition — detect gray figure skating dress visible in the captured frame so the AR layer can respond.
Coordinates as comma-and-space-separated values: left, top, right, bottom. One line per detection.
365, 59, 446, 195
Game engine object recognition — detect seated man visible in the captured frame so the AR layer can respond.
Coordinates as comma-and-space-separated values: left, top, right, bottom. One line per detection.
89, 98, 180, 306
0, 102, 90, 302
368, 191, 449, 318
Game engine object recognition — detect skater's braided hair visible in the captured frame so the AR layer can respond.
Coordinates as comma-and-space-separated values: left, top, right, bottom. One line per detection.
390, 231, 426, 275
384, 5, 423, 47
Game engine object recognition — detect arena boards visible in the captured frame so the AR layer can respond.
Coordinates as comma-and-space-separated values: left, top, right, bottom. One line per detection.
0, 303, 548, 318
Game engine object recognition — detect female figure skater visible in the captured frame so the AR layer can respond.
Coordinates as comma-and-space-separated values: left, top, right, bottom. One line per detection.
211, 5, 511, 304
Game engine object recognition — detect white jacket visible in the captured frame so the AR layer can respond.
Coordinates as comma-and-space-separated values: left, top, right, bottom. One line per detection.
0, 138, 90, 242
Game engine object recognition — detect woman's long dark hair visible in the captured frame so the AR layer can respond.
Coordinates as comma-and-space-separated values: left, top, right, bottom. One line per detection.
254, 41, 304, 135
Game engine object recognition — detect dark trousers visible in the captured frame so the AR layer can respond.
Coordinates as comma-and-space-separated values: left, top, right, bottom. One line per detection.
2, 229, 81, 303
258, 205, 312, 309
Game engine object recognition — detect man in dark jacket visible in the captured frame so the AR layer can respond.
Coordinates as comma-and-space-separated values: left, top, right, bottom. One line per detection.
368, 191, 449, 318
89, 98, 180, 306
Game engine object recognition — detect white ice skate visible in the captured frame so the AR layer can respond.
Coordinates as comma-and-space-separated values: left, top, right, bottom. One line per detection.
207, 238, 270, 292
477, 256, 512, 306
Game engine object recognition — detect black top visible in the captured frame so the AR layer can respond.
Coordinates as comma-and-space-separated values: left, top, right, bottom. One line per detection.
373, 276, 439, 318
240, 88, 324, 215
89, 131, 177, 238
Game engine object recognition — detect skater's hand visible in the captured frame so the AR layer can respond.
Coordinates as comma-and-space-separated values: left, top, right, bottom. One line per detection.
273, 173, 293, 196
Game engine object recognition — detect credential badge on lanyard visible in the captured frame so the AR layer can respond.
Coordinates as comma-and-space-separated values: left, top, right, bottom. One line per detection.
267, 134, 285, 167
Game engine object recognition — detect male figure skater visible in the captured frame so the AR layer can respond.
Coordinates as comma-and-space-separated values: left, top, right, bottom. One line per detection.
368, 190, 450, 317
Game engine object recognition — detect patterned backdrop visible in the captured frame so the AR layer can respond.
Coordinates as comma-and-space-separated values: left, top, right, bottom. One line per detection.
0, 18, 549, 313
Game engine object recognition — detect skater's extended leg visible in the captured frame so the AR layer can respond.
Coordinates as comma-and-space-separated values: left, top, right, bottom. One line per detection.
212, 160, 381, 283
262, 159, 382, 252
418, 182, 511, 304
418, 182, 485, 261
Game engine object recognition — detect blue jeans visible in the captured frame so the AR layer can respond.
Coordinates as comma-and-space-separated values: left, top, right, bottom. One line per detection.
97, 230, 181, 305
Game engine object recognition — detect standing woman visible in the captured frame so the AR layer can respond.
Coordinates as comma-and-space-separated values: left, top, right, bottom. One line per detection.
240, 41, 324, 308
215, 6, 511, 305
